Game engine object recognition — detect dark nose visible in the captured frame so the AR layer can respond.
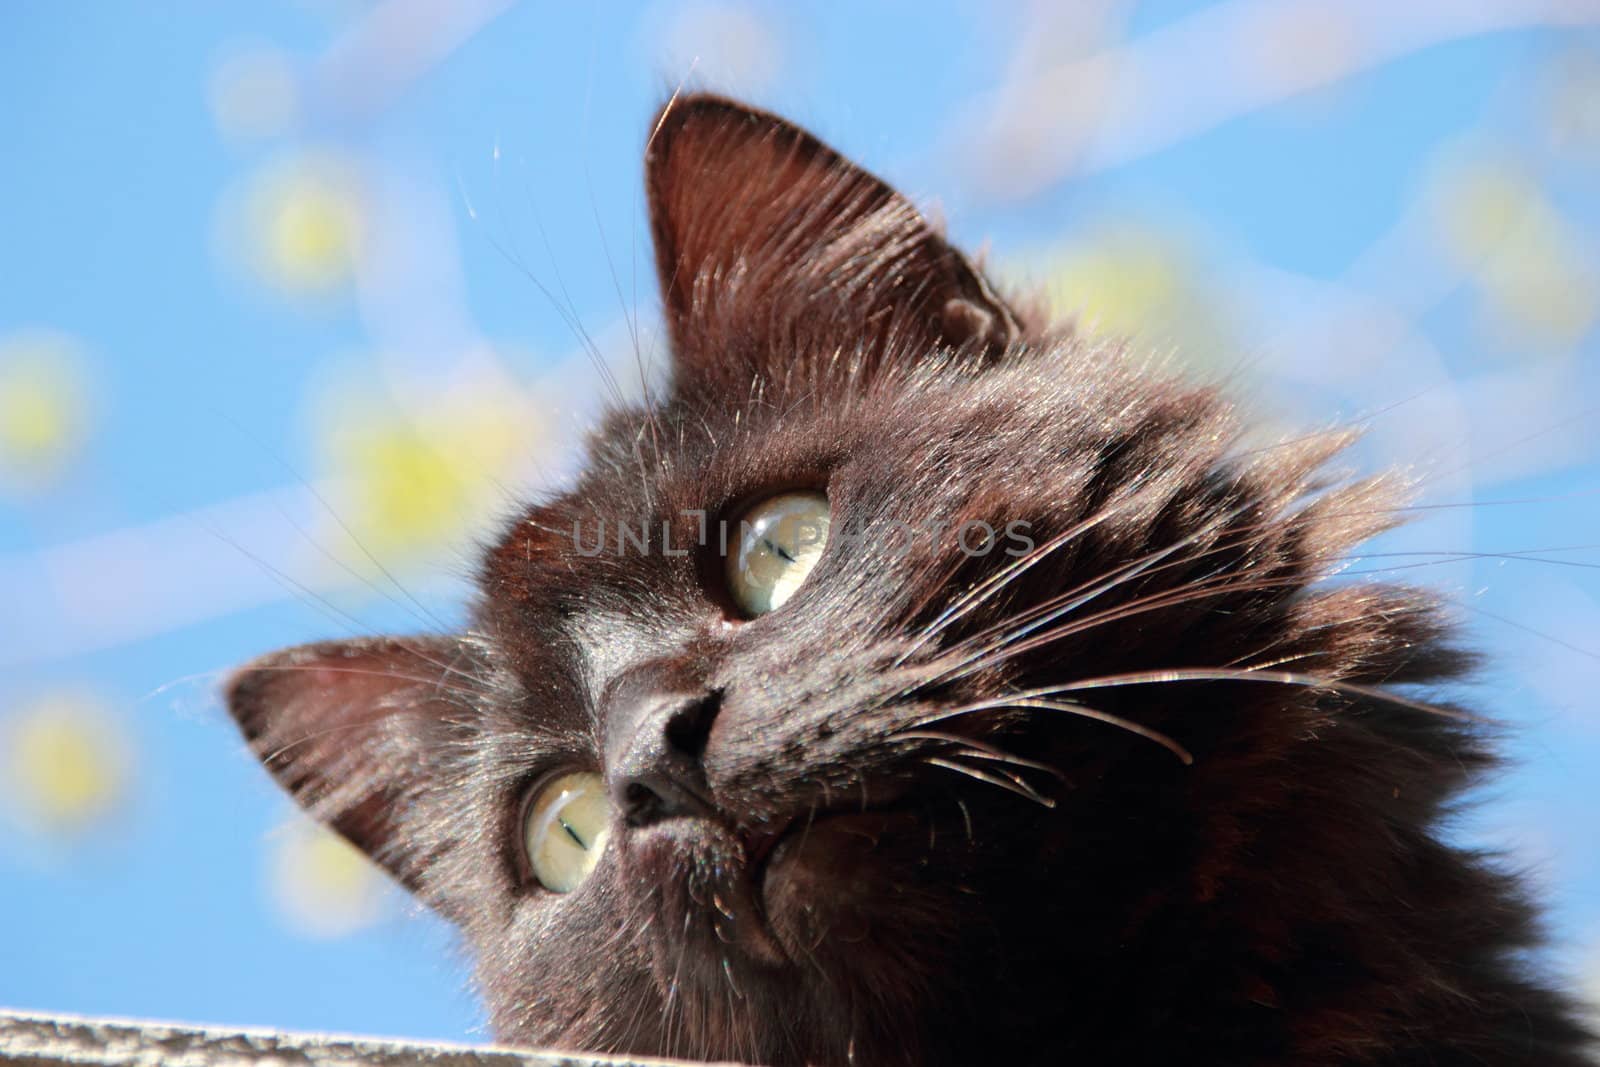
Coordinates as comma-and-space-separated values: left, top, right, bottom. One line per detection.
606, 685, 722, 826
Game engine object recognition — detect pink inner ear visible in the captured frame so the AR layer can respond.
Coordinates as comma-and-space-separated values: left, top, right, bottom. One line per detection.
645, 93, 1020, 395
224, 634, 472, 891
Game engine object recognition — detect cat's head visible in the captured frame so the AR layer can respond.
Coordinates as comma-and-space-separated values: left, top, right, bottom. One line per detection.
227, 96, 1476, 1066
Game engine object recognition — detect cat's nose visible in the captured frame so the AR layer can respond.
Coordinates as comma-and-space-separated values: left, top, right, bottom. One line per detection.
606, 687, 721, 827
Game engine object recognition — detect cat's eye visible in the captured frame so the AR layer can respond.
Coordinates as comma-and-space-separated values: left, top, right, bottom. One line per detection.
523, 771, 612, 893
727, 491, 831, 616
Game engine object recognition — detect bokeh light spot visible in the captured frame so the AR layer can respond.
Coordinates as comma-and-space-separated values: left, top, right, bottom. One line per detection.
268, 818, 387, 939
217, 152, 366, 301
342, 416, 474, 550
1027, 228, 1233, 369
0, 329, 93, 492
1043, 230, 1181, 339
271, 189, 352, 282
3, 693, 130, 835
317, 369, 545, 561
1430, 153, 1598, 352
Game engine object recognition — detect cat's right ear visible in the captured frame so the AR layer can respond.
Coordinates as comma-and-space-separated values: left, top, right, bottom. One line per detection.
645, 94, 1022, 397
225, 636, 473, 894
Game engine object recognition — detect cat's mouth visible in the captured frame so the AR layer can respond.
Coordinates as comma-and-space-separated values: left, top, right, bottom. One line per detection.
746, 803, 928, 962
623, 799, 923, 970
737, 819, 793, 882
622, 812, 788, 965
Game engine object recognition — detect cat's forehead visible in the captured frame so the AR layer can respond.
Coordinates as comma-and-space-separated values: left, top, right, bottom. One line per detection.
591, 352, 1122, 497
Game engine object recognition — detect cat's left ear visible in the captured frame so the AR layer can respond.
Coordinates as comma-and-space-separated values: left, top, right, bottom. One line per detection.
225, 636, 472, 895
646, 94, 1021, 396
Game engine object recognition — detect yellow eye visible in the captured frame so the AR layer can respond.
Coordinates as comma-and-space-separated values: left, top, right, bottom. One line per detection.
727, 491, 831, 616
523, 771, 611, 893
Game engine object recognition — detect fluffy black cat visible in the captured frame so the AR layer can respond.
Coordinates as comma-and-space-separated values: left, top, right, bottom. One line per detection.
227, 95, 1596, 1065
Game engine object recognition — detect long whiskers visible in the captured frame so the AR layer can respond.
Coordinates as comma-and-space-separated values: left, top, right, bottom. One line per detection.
923, 756, 1056, 808
1002, 668, 1477, 722
917, 496, 1268, 673
895, 730, 1067, 780
932, 570, 1306, 685
905, 695, 1194, 765
896, 488, 1147, 662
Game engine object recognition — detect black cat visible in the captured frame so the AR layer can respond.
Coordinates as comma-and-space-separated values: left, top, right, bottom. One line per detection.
227, 95, 1596, 1066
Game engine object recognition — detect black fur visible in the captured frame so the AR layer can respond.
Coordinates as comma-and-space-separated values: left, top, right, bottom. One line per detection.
227, 96, 1596, 1065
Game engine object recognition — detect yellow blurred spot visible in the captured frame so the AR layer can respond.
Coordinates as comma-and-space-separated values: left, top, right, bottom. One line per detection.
268, 185, 354, 284
0, 329, 92, 491
268, 818, 386, 939
1026, 228, 1233, 370
209, 41, 299, 141
341, 416, 473, 550
218, 152, 365, 300
1043, 229, 1183, 340
3, 693, 129, 834
1430, 154, 1598, 352
319, 370, 543, 560
1436, 163, 1536, 262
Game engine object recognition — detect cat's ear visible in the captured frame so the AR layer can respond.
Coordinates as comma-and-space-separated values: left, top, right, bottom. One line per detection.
646, 94, 1021, 395
225, 636, 472, 893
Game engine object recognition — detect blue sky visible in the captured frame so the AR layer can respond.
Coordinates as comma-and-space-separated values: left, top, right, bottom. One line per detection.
2, 1, 1597, 1043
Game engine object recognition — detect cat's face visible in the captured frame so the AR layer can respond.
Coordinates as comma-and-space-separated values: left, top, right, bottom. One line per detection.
227, 97, 1478, 1066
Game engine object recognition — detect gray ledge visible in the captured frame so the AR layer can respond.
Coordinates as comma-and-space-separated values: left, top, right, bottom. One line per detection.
0, 1011, 741, 1067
